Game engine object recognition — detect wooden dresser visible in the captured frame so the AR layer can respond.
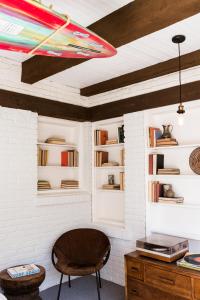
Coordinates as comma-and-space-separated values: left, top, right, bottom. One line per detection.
125, 251, 200, 300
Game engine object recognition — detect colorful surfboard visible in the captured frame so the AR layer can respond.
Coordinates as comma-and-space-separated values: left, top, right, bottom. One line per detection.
0, 0, 117, 58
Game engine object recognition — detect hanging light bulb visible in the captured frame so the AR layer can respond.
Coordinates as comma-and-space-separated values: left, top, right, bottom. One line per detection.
172, 35, 186, 126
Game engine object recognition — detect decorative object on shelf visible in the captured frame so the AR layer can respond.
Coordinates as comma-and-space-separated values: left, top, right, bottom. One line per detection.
0, 0, 116, 59
172, 34, 186, 126
61, 180, 79, 189
37, 180, 51, 190
189, 147, 200, 175
94, 130, 108, 145
149, 181, 183, 203
118, 125, 125, 143
163, 184, 175, 198
108, 174, 115, 185
45, 137, 66, 144
161, 124, 173, 139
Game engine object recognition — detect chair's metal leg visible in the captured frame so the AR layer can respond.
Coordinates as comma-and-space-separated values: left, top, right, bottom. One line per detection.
98, 270, 102, 288
68, 275, 71, 288
57, 273, 63, 300
96, 272, 101, 300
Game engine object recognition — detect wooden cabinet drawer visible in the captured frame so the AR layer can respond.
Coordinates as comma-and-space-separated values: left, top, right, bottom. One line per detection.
145, 265, 192, 299
127, 278, 146, 300
194, 278, 200, 299
126, 259, 144, 281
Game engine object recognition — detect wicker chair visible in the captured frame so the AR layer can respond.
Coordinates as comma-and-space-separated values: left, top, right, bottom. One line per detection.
52, 228, 111, 300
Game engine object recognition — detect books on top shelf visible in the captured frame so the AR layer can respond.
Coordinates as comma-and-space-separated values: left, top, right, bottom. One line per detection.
149, 181, 184, 203
156, 138, 178, 147
45, 137, 66, 145
38, 148, 48, 166
120, 172, 125, 190
61, 180, 79, 189
95, 151, 108, 167
38, 180, 51, 190
94, 130, 108, 145
7, 264, 40, 278
149, 154, 164, 175
102, 184, 120, 190
61, 150, 79, 167
157, 168, 180, 175
149, 127, 162, 147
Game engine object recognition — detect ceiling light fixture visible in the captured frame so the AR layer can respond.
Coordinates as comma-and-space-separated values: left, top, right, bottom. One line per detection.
172, 35, 186, 126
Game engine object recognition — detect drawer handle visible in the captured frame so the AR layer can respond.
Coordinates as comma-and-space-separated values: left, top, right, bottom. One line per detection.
131, 288, 138, 295
159, 276, 175, 285
131, 266, 139, 272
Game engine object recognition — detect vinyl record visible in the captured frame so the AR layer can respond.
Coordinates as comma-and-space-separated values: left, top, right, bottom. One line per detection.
184, 254, 200, 265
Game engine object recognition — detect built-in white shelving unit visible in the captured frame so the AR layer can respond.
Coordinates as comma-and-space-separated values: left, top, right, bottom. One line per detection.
92, 117, 125, 229
37, 116, 85, 196
145, 102, 200, 239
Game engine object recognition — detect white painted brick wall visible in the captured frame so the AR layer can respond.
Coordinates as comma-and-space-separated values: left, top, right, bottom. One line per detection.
0, 107, 91, 291
100, 112, 146, 286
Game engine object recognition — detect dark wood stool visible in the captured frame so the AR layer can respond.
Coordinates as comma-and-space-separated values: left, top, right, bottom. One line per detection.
0, 265, 45, 300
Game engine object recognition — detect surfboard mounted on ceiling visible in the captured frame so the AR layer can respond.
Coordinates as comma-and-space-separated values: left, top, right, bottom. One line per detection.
0, 0, 117, 58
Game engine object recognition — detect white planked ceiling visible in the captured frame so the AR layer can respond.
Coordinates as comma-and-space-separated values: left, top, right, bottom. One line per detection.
47, 13, 200, 88
0, 1, 200, 92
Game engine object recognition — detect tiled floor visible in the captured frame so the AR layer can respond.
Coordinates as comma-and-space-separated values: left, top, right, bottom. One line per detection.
40, 276, 125, 300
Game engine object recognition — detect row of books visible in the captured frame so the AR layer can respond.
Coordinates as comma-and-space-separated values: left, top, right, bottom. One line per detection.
149, 181, 184, 203
7, 264, 40, 278
38, 180, 51, 190
38, 148, 48, 166
61, 150, 79, 167
156, 138, 178, 147
61, 180, 79, 189
94, 126, 124, 146
120, 172, 125, 190
95, 151, 108, 167
149, 154, 180, 175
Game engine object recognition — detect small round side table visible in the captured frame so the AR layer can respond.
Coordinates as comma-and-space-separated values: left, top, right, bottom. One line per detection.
0, 265, 45, 300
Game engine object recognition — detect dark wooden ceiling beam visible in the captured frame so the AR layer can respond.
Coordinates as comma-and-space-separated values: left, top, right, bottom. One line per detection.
81, 50, 200, 96
22, 0, 200, 84
89, 80, 200, 121
0, 89, 90, 122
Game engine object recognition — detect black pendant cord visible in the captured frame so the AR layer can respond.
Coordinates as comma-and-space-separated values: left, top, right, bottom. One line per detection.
178, 42, 182, 105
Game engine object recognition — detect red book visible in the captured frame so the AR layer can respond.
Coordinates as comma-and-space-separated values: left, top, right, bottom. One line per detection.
100, 130, 108, 145
61, 151, 68, 166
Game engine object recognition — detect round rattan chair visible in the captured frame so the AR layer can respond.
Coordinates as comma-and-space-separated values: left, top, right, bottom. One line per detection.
52, 228, 111, 300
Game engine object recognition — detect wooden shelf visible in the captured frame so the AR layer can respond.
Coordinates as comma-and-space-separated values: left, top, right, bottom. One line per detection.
95, 166, 125, 169
95, 143, 124, 149
38, 165, 79, 168
37, 142, 77, 148
148, 174, 200, 179
148, 143, 200, 150
37, 188, 81, 195
97, 189, 124, 193
150, 202, 200, 209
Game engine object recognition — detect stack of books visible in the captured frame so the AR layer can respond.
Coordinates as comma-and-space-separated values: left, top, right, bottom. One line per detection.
149, 127, 162, 147
102, 184, 120, 190
37, 180, 51, 190
95, 151, 108, 167
61, 180, 79, 189
120, 149, 125, 166
61, 150, 79, 167
149, 181, 184, 203
45, 137, 66, 144
120, 172, 125, 190
106, 139, 118, 145
149, 154, 164, 175
7, 264, 40, 278
38, 148, 48, 166
102, 161, 119, 167
177, 254, 200, 271
156, 138, 178, 147
94, 130, 108, 145
157, 168, 180, 175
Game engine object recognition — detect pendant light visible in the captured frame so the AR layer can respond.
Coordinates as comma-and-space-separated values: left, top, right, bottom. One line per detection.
172, 35, 186, 126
